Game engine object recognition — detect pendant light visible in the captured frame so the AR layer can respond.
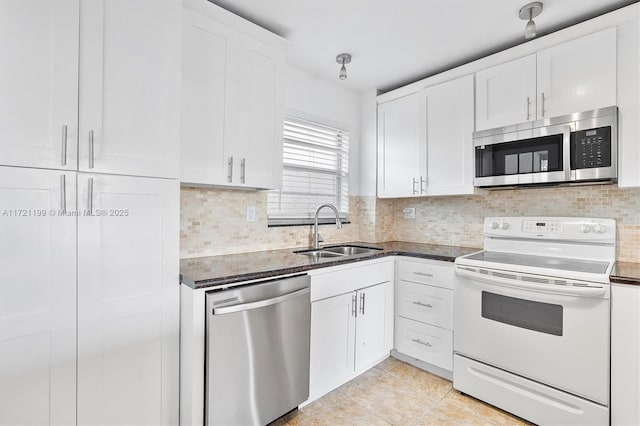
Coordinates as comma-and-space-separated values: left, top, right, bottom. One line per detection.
519, 2, 543, 39
336, 53, 351, 80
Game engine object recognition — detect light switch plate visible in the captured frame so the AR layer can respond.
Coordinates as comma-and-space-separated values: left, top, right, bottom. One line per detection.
403, 207, 416, 219
246, 206, 256, 222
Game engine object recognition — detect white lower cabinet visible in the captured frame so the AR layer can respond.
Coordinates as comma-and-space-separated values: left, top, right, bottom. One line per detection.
394, 258, 455, 373
77, 174, 179, 426
395, 317, 453, 371
0, 167, 77, 426
0, 167, 179, 426
308, 260, 394, 400
611, 283, 640, 426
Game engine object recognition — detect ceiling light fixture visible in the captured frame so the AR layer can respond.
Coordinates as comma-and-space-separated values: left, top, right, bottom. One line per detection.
519, 2, 543, 39
336, 53, 351, 80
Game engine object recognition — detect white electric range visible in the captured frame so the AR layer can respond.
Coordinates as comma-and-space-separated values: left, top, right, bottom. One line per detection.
454, 216, 615, 426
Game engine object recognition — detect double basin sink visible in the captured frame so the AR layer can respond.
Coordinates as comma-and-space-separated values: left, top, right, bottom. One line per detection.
294, 245, 383, 260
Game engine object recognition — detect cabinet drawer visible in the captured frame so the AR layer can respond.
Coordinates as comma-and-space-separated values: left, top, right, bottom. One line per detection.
396, 281, 452, 329
396, 259, 454, 289
395, 317, 452, 371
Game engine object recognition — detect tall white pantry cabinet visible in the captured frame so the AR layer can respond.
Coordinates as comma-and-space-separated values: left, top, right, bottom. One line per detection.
0, 1, 181, 426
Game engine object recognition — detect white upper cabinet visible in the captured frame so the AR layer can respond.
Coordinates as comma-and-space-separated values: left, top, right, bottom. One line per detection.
0, 0, 180, 178
377, 76, 475, 198
0, 167, 77, 426
180, 8, 232, 185
476, 55, 537, 130
377, 93, 421, 198
79, 0, 181, 178
0, 0, 79, 170
240, 39, 285, 189
476, 27, 617, 131
180, 0, 285, 189
421, 75, 475, 196
537, 27, 617, 119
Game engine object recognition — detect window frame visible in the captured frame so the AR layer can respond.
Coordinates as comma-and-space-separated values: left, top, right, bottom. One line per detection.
267, 114, 350, 227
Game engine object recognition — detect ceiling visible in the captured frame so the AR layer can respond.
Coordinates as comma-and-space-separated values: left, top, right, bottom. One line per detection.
209, 0, 637, 94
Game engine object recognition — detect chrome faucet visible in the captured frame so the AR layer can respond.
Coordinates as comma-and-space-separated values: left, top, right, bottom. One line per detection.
313, 204, 342, 249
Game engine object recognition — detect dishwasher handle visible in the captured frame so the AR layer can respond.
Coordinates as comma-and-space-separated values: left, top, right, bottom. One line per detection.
212, 287, 310, 315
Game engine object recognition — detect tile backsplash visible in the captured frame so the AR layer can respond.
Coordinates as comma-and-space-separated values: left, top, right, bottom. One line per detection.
377, 185, 640, 263
181, 185, 640, 263
180, 187, 367, 258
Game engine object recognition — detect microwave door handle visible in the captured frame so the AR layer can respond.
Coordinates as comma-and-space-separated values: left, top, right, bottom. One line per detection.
455, 266, 606, 297
563, 125, 573, 181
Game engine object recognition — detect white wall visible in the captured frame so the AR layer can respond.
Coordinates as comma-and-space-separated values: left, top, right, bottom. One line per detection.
358, 90, 378, 197
284, 65, 362, 195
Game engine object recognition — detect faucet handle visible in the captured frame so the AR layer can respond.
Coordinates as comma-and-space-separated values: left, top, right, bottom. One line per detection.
318, 234, 324, 243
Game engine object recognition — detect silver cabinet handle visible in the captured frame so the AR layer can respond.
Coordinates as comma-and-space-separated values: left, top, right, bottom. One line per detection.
360, 292, 366, 315
87, 177, 94, 212
60, 174, 66, 214
412, 301, 433, 308
227, 156, 233, 183
412, 338, 432, 347
351, 293, 357, 317
414, 271, 434, 278
88, 130, 95, 169
240, 158, 246, 184
420, 176, 426, 194
412, 178, 418, 195
61, 125, 68, 166
526, 97, 531, 120
541, 92, 545, 117
212, 287, 309, 315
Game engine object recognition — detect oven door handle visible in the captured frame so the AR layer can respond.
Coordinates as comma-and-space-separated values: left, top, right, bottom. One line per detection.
455, 266, 606, 297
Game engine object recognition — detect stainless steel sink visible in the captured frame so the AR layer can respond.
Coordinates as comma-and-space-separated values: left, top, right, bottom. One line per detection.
293, 245, 382, 259
293, 249, 346, 259
322, 245, 383, 256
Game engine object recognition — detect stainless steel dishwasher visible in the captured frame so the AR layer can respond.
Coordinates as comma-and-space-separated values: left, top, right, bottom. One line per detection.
205, 274, 311, 426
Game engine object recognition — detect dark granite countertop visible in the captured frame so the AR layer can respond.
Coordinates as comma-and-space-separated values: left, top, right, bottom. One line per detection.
610, 262, 640, 286
180, 241, 480, 290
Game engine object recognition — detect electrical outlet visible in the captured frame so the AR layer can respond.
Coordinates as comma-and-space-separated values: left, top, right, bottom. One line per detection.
403, 207, 416, 219
246, 206, 256, 222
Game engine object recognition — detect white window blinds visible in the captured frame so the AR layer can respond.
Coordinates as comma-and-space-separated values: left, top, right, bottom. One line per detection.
268, 116, 349, 225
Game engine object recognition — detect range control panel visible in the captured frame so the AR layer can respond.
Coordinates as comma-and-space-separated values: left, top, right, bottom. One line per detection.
484, 217, 616, 241
522, 220, 561, 233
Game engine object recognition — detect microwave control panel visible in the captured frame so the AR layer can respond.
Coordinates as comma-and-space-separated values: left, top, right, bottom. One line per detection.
571, 126, 611, 169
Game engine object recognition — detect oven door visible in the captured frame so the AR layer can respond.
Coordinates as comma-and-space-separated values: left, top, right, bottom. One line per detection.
454, 265, 609, 405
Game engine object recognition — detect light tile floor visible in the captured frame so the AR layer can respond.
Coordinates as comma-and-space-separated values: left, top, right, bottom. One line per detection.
274, 357, 532, 426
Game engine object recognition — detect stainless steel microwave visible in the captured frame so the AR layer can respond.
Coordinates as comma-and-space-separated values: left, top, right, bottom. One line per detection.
473, 106, 618, 188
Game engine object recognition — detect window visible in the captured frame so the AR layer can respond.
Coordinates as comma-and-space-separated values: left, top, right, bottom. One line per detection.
268, 116, 349, 226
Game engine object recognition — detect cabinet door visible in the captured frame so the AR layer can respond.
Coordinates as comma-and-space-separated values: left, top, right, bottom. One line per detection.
238, 37, 285, 189
180, 8, 234, 185
537, 28, 616, 119
0, 0, 79, 170
377, 94, 422, 198
77, 174, 179, 426
79, 0, 181, 178
611, 284, 640, 426
422, 75, 475, 196
355, 281, 394, 373
309, 292, 356, 399
475, 55, 537, 130
0, 167, 76, 426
